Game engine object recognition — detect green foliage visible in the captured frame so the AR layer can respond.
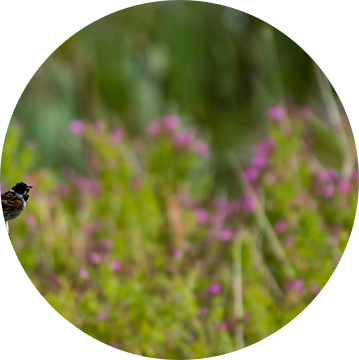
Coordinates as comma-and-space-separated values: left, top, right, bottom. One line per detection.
1, 109, 357, 358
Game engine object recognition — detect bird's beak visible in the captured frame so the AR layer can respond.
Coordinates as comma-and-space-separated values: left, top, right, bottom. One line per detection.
27, 186, 33, 190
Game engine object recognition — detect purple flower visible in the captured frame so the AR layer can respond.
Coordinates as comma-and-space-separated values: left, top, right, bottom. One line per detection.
251, 154, 267, 169
173, 131, 194, 147
57, 184, 69, 197
69, 119, 85, 134
78, 268, 89, 279
285, 279, 305, 296
329, 236, 338, 246
193, 208, 210, 224
241, 194, 256, 213
147, 121, 161, 137
221, 229, 233, 242
321, 183, 335, 198
338, 179, 352, 194
109, 342, 120, 349
284, 236, 295, 247
244, 168, 259, 183
74, 177, 101, 196
274, 220, 287, 234
110, 128, 123, 144
309, 284, 320, 295
163, 115, 180, 131
96, 312, 108, 320
267, 106, 286, 121
172, 249, 183, 259
256, 141, 275, 156
218, 322, 228, 331
87, 252, 101, 264
208, 283, 222, 295
194, 141, 210, 157
25, 215, 37, 228
111, 261, 122, 272
101, 239, 113, 251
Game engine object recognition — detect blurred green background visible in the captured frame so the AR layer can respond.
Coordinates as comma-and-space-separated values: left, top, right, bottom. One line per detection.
12, 1, 326, 178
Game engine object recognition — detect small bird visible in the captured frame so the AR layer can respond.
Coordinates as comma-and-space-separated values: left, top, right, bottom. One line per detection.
1, 182, 33, 238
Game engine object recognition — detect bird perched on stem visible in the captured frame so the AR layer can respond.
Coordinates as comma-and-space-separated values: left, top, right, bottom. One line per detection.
1, 182, 33, 238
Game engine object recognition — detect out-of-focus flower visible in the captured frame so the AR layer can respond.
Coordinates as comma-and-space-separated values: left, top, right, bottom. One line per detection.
244, 168, 259, 183
97, 312, 108, 320
264, 172, 277, 184
267, 106, 286, 121
221, 229, 233, 242
88, 252, 101, 264
274, 220, 287, 234
338, 179, 352, 194
110, 128, 123, 144
111, 261, 122, 272
173, 249, 183, 258
109, 342, 120, 349
243, 312, 251, 320
74, 177, 101, 196
57, 184, 69, 197
285, 279, 305, 296
69, 119, 85, 134
218, 322, 228, 331
284, 236, 295, 247
173, 131, 194, 147
194, 140, 210, 157
256, 141, 275, 156
101, 239, 113, 251
321, 183, 335, 198
78, 268, 89, 279
147, 121, 161, 137
25, 215, 37, 228
301, 106, 313, 119
0, 182, 7, 193
208, 283, 222, 295
163, 115, 180, 131
241, 194, 256, 213
193, 208, 210, 224
251, 154, 267, 169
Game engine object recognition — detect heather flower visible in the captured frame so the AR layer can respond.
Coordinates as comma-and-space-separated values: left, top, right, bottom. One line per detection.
338, 179, 352, 194
172, 249, 183, 259
69, 119, 84, 134
101, 239, 113, 251
25, 215, 37, 228
274, 220, 287, 234
193, 207, 210, 224
147, 121, 161, 137
321, 183, 335, 198
111, 261, 122, 272
221, 229, 233, 242
96, 312, 108, 320
284, 236, 295, 247
218, 322, 228, 331
208, 283, 222, 295
78, 268, 89, 279
87, 252, 101, 264
251, 154, 267, 169
241, 194, 256, 213
163, 115, 180, 131
244, 168, 259, 183
110, 128, 123, 144
285, 279, 305, 296
256, 141, 275, 156
215, 199, 232, 215
173, 131, 194, 147
194, 140, 210, 157
267, 106, 286, 121
74, 177, 101, 195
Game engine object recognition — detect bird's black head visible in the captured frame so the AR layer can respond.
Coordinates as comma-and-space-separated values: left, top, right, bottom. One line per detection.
12, 182, 33, 197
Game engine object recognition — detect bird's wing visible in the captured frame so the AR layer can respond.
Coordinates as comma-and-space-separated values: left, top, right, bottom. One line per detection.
1, 191, 22, 210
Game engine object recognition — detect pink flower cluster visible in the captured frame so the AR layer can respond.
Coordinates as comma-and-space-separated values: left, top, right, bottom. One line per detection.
285, 279, 305, 297
74, 177, 101, 196
315, 168, 354, 198
244, 141, 275, 184
147, 115, 210, 157
267, 106, 286, 121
